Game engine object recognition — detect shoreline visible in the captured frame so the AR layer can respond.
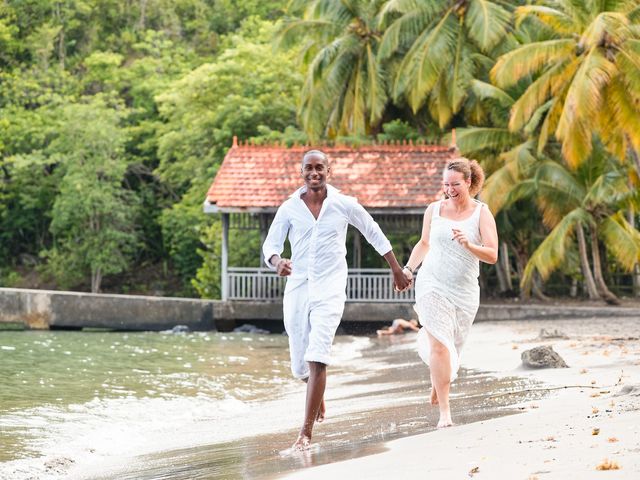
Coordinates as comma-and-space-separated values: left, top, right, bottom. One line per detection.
280, 317, 640, 479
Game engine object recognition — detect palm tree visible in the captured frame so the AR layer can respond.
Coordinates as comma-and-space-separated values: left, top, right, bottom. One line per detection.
275, 0, 389, 139
378, 0, 513, 128
520, 143, 640, 303
491, 0, 640, 172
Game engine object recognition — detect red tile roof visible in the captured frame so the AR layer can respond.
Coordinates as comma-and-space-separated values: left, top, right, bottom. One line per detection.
206, 139, 463, 212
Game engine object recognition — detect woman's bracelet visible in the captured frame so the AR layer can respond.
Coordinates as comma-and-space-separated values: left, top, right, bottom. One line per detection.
403, 265, 415, 275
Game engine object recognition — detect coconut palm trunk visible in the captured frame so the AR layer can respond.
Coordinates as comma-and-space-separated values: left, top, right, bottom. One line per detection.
576, 225, 600, 300
588, 224, 619, 305
495, 241, 513, 293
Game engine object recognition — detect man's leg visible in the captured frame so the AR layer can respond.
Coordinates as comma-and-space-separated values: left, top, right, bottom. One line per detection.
293, 361, 326, 450
294, 294, 345, 449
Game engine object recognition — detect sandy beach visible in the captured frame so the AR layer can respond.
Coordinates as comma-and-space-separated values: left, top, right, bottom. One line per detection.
281, 317, 640, 479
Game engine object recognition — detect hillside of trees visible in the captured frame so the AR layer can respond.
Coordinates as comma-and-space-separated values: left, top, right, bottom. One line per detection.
1, 1, 639, 303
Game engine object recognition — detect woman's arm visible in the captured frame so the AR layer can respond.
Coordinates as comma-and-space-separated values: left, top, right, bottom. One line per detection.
404, 204, 434, 274
452, 205, 498, 264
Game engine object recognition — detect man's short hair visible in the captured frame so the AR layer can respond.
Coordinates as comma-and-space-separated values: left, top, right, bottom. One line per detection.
301, 149, 329, 167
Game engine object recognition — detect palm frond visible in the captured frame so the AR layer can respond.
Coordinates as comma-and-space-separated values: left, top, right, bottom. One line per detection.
449, 36, 475, 114
556, 50, 617, 168
508, 58, 578, 132
429, 74, 454, 128
465, 0, 512, 52
515, 5, 576, 36
274, 19, 335, 52
581, 12, 631, 51
534, 160, 585, 225
521, 207, 590, 287
491, 39, 575, 89
456, 127, 520, 154
538, 93, 567, 154
482, 165, 517, 213
600, 212, 640, 270
378, 8, 433, 60
393, 12, 458, 112
379, 0, 430, 19
470, 79, 515, 108
524, 99, 552, 135
365, 43, 388, 124
617, 41, 640, 95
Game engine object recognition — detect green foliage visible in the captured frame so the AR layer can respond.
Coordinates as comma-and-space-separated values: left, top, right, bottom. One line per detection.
376, 119, 420, 142
193, 215, 263, 299
155, 18, 301, 194
1, 0, 639, 299
40, 98, 139, 292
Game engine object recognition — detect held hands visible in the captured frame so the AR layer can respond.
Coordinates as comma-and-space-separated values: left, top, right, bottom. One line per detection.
393, 267, 412, 292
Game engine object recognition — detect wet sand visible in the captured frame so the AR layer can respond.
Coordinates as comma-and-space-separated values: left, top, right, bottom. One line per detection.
280, 317, 640, 479
66, 333, 543, 480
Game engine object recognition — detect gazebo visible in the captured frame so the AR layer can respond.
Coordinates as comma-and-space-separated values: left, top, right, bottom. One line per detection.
204, 137, 461, 302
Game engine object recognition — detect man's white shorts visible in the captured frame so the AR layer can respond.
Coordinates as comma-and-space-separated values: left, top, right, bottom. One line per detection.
282, 280, 346, 379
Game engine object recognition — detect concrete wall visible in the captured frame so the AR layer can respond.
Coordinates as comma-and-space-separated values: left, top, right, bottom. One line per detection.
1, 288, 638, 331
0, 288, 215, 331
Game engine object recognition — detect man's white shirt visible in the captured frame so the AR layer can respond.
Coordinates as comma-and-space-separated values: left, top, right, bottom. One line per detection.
262, 184, 392, 296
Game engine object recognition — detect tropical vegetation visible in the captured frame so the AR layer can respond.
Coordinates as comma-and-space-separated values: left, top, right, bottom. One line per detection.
0, 0, 638, 302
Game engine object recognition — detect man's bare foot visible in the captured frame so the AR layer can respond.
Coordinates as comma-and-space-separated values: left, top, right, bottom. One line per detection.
292, 434, 311, 451
430, 386, 439, 405
316, 398, 325, 423
437, 411, 453, 429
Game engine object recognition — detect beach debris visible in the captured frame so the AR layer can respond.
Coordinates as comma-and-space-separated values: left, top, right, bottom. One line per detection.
521, 346, 569, 369
233, 324, 270, 334
592, 428, 600, 435
607, 437, 618, 443
614, 384, 640, 397
592, 407, 599, 414
161, 325, 190, 334
595, 458, 620, 470
512, 344, 519, 349
537, 328, 569, 340
44, 457, 75, 473
580, 368, 588, 374
468, 465, 480, 477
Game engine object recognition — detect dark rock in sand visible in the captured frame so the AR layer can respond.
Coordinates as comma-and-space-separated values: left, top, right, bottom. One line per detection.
521, 345, 568, 369
233, 324, 269, 334
170, 325, 190, 333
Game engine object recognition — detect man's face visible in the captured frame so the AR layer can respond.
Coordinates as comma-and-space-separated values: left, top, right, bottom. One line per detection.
301, 154, 330, 191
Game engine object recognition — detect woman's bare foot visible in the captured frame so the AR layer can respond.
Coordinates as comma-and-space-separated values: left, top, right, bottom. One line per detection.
316, 398, 325, 423
430, 386, 439, 405
292, 434, 311, 451
437, 410, 453, 429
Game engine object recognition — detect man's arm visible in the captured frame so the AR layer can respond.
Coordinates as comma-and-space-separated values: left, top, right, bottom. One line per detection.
262, 205, 292, 276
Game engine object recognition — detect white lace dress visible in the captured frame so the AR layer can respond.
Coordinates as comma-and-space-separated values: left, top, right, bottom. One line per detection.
414, 199, 484, 382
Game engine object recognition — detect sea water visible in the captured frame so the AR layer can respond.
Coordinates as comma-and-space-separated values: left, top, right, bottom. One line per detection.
0, 327, 541, 479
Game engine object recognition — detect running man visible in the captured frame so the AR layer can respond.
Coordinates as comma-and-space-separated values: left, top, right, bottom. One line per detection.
263, 150, 411, 451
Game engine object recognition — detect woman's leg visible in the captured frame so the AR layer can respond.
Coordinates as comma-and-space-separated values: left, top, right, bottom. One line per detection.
427, 331, 453, 428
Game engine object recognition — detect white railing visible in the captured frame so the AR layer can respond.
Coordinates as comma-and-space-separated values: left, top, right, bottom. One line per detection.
227, 267, 415, 302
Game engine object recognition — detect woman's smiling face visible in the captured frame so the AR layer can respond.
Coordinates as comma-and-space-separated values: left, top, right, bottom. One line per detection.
442, 169, 471, 201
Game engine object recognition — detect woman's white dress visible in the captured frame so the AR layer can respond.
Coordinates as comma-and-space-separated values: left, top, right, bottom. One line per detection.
414, 199, 484, 382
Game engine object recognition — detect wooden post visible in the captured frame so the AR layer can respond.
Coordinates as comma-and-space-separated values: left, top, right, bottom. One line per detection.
221, 213, 230, 300
353, 230, 362, 268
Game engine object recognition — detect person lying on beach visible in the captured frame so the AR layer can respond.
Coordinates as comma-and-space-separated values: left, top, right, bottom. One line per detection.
262, 149, 411, 451
376, 319, 419, 336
